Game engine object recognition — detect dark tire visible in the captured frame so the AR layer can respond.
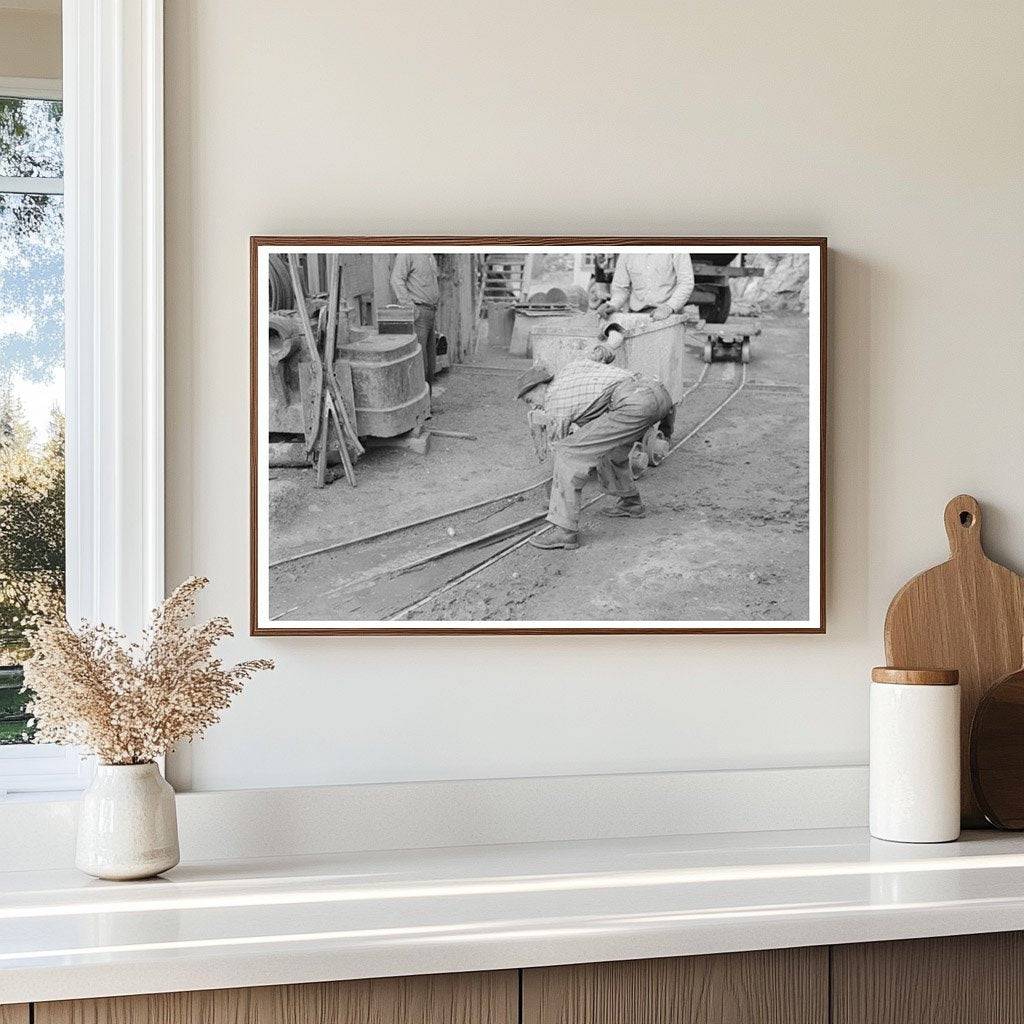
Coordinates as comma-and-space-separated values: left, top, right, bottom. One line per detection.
698, 284, 731, 324
695, 253, 738, 267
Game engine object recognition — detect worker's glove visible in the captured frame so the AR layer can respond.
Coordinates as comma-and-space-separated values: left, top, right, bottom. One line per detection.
650, 304, 674, 321
588, 344, 617, 364
527, 409, 550, 461
659, 406, 676, 440
595, 301, 616, 318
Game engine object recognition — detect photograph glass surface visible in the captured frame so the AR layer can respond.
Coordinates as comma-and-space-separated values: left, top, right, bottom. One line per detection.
251, 241, 824, 634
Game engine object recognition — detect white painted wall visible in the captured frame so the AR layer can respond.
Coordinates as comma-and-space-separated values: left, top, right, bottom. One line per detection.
164, 0, 1024, 792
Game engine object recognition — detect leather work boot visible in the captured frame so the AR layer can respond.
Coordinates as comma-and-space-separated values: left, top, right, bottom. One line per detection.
529, 527, 580, 550
600, 498, 647, 518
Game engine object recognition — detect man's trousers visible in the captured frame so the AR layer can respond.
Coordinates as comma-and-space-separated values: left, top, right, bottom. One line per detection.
546, 379, 673, 532
413, 302, 437, 386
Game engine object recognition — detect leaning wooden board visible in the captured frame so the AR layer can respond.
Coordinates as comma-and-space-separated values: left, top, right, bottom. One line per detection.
884, 495, 1024, 826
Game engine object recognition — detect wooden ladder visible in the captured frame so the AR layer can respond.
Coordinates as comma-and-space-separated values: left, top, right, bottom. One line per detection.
480, 253, 531, 303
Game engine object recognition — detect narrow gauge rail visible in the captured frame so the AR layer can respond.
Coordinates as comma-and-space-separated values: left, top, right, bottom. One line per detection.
267, 359, 752, 623
387, 362, 748, 621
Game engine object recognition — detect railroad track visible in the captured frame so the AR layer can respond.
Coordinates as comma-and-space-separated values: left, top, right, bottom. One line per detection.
268, 359, 750, 623
386, 361, 748, 621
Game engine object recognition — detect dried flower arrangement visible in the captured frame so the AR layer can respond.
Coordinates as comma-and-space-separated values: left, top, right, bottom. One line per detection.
22, 577, 273, 765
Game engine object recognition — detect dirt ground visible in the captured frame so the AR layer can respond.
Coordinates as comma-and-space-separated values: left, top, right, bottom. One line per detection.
268, 315, 812, 623
267, 365, 547, 564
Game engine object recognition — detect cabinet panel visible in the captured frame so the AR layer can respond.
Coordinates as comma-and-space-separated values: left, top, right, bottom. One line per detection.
832, 932, 1024, 1024
0, 1006, 29, 1024
523, 948, 828, 1024
36, 970, 517, 1024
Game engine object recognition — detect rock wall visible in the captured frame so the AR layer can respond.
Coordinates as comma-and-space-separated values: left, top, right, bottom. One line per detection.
731, 254, 810, 314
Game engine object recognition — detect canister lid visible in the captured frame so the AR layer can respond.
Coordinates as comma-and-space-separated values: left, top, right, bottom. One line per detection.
871, 667, 959, 686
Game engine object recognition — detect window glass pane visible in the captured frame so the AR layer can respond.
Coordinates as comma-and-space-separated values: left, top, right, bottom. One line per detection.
0, 98, 63, 179
0, 188, 65, 744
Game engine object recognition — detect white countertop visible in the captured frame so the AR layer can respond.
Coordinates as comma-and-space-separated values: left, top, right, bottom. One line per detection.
4, 826, 1024, 1004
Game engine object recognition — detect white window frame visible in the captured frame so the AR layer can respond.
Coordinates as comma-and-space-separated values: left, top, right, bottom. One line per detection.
0, 76, 64, 195
0, 0, 165, 798
0, 75, 83, 797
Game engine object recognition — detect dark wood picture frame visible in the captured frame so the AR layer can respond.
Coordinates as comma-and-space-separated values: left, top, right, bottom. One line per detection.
250, 236, 827, 636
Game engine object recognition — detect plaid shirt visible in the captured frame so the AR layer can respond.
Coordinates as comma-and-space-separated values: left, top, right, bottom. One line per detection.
543, 360, 635, 440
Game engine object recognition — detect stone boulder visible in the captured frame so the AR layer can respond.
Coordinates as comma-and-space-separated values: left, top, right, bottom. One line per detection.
731, 254, 810, 313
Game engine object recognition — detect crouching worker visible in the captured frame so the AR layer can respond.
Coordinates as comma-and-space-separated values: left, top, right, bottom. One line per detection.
514, 346, 674, 550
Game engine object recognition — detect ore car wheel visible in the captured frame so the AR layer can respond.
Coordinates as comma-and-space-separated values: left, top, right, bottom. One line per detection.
702, 339, 713, 363
741, 339, 750, 364
629, 442, 649, 480
698, 284, 732, 324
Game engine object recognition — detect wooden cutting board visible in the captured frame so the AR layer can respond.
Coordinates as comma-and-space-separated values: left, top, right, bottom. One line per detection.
884, 494, 1024, 826
970, 653, 1024, 828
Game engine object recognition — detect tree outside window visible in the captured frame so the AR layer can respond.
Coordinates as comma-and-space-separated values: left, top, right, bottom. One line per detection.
0, 94, 65, 745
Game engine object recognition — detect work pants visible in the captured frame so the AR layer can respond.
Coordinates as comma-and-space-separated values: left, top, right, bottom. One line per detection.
414, 302, 437, 386
546, 380, 673, 532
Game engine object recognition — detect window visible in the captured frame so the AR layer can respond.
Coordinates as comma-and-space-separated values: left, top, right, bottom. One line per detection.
0, 5, 166, 797
0, 79, 84, 797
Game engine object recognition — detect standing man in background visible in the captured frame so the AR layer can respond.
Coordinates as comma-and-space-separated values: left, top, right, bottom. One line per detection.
600, 252, 695, 321
390, 253, 440, 391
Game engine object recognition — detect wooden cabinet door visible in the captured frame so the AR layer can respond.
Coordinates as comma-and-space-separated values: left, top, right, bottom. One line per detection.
35, 970, 517, 1024
523, 948, 828, 1024
832, 932, 1024, 1024
0, 1006, 29, 1024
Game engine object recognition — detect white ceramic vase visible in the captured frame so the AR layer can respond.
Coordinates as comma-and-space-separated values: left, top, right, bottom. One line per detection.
76, 762, 180, 880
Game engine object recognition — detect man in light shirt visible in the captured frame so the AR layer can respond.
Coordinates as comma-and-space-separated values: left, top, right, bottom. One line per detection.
514, 355, 674, 550
599, 252, 695, 321
390, 253, 440, 387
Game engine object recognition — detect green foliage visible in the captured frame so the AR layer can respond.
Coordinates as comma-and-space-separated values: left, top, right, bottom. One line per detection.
0, 97, 62, 239
0, 668, 30, 744
1, 95, 64, 384
0, 394, 65, 742
0, 97, 63, 176
0, 97, 65, 742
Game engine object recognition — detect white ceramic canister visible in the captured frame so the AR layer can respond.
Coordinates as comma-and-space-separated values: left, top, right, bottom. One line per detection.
869, 667, 961, 843
76, 762, 180, 880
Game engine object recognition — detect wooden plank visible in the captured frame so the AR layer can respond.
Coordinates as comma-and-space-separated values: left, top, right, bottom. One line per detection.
327, 363, 364, 460
324, 254, 341, 364
523, 949, 828, 1024
36, 970, 518, 1024
456, 254, 474, 363
325, 390, 356, 487
832, 933, 1024, 1024
0, 1006, 29, 1024
297, 361, 321, 454
691, 263, 765, 278
321, 254, 357, 486
285, 255, 323, 370
306, 252, 323, 294
314, 398, 330, 488
332, 359, 357, 427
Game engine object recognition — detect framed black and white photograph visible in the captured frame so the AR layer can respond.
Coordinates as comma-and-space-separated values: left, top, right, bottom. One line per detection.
250, 237, 826, 635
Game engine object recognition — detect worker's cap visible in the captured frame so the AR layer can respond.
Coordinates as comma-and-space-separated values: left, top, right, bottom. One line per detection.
514, 364, 554, 399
